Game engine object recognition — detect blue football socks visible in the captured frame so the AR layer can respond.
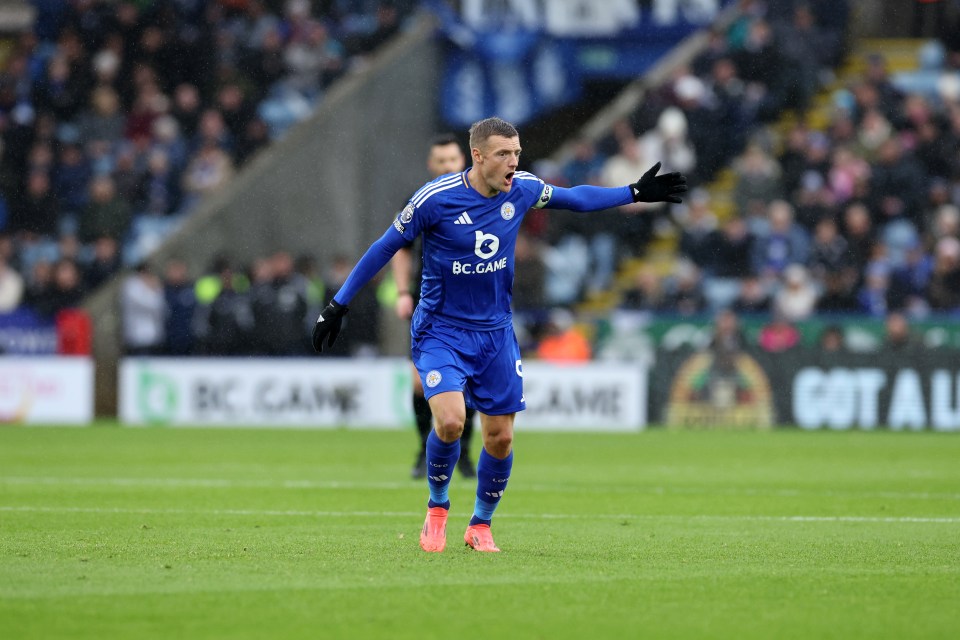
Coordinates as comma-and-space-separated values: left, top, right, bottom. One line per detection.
425, 429, 459, 509
470, 449, 513, 526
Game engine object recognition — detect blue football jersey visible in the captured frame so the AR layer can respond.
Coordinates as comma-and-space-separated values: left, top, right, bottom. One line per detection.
392, 170, 553, 330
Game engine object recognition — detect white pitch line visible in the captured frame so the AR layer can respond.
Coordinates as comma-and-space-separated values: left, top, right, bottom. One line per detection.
2, 476, 960, 502
1, 505, 958, 524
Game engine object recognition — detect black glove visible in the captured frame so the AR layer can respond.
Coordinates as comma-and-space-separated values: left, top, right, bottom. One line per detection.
630, 162, 688, 204
312, 300, 348, 353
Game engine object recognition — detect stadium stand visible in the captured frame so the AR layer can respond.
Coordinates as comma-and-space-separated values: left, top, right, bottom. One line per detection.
0, 0, 416, 330
552, 2, 960, 355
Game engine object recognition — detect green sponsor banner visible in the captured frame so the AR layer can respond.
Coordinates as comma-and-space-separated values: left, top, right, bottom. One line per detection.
650, 346, 960, 431
596, 316, 960, 352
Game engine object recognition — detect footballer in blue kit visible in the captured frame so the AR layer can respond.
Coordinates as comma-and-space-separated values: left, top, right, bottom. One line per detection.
313, 117, 686, 552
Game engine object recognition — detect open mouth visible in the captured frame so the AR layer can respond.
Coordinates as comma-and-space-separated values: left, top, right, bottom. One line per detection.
504, 171, 515, 185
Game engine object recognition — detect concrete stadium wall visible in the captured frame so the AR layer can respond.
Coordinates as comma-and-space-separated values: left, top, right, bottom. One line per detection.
86, 16, 440, 415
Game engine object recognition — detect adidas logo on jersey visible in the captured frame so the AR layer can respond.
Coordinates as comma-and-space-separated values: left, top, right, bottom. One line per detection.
454, 211, 473, 225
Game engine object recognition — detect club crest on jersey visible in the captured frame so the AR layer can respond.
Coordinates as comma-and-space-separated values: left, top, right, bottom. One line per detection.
400, 204, 414, 224
500, 202, 515, 221
425, 370, 442, 388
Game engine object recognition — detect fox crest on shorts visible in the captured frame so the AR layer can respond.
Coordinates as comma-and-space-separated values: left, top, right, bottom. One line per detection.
426, 370, 442, 388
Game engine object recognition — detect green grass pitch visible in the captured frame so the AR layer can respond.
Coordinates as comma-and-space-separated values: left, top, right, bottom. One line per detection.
1, 425, 958, 639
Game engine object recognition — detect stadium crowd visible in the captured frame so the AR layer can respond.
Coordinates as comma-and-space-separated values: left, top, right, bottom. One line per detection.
6, 0, 960, 358
0, 0, 415, 322
533, 0, 960, 330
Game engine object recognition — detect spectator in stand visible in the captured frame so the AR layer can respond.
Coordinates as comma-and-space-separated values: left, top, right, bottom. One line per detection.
181, 140, 235, 209
83, 235, 121, 290
36, 258, 84, 319
535, 308, 591, 363
171, 83, 202, 140
841, 202, 877, 276
773, 3, 825, 116
818, 325, 847, 354
774, 263, 817, 322
620, 266, 664, 312
512, 231, 546, 311
752, 200, 810, 280
283, 20, 345, 100
660, 260, 706, 317
11, 171, 61, 238
927, 237, 960, 311
678, 189, 718, 272
884, 311, 922, 351
638, 107, 696, 180
857, 262, 891, 317
23, 260, 54, 316
817, 271, 860, 314
709, 216, 755, 278
136, 148, 181, 216
162, 258, 197, 356
709, 309, 747, 366
194, 258, 253, 356
758, 312, 800, 353
563, 137, 604, 187
251, 251, 309, 356
234, 117, 271, 167
53, 141, 91, 216
76, 86, 125, 149
733, 142, 783, 234
731, 275, 771, 315
120, 262, 166, 356
779, 125, 811, 196
869, 137, 926, 229
78, 175, 132, 243
808, 217, 850, 281
0, 254, 24, 312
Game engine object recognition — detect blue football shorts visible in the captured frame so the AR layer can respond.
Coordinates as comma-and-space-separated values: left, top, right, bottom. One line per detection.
411, 315, 525, 416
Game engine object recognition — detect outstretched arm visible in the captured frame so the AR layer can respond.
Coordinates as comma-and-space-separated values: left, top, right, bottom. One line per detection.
543, 162, 687, 212
313, 227, 410, 352
333, 228, 409, 306
544, 184, 633, 211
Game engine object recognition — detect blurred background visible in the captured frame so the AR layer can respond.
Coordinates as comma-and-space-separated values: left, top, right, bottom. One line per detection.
1, 0, 959, 429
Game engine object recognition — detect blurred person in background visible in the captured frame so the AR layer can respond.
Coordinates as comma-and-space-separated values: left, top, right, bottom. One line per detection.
535, 308, 591, 363
858, 262, 891, 317
818, 325, 847, 354
32, 258, 84, 319
163, 258, 197, 356
620, 266, 665, 313
677, 188, 718, 272
883, 311, 922, 351
251, 251, 309, 356
83, 235, 122, 290
120, 262, 166, 356
194, 257, 253, 356
311, 116, 685, 553
12, 171, 60, 239
758, 311, 800, 353
0, 253, 24, 312
78, 175, 132, 244
390, 135, 476, 480
774, 263, 817, 322
816, 271, 860, 314
731, 275, 771, 315
926, 237, 960, 311
709, 308, 747, 359
659, 260, 706, 317
752, 200, 810, 281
